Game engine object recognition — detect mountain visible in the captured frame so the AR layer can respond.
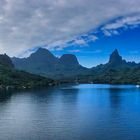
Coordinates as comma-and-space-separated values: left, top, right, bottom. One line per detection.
29, 48, 58, 64
0, 54, 14, 68
12, 48, 89, 80
81, 49, 140, 84
12, 48, 58, 78
91, 49, 139, 74
108, 49, 126, 66
107, 49, 139, 68
59, 54, 79, 67
12, 48, 140, 84
0, 54, 53, 90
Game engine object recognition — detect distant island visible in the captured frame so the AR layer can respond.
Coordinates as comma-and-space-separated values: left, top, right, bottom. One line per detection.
0, 48, 140, 90
12, 48, 140, 85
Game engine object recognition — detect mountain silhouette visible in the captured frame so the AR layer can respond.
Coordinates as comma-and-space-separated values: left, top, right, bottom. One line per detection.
0, 48, 139, 85
0, 53, 53, 89
109, 49, 124, 65
30, 48, 58, 63
92, 49, 139, 73
59, 54, 79, 67
0, 54, 14, 68
12, 48, 140, 80
12, 48, 88, 79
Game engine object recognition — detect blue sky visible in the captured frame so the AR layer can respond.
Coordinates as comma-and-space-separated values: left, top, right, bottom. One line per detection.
52, 26, 140, 67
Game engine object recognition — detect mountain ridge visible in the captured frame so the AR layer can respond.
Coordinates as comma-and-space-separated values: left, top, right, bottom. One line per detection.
12, 48, 89, 79
11, 48, 140, 82
0, 48, 139, 85
92, 49, 139, 72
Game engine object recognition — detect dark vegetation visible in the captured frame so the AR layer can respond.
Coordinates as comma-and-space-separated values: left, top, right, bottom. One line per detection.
0, 54, 53, 90
50, 49, 140, 85
75, 68, 140, 85
0, 48, 140, 90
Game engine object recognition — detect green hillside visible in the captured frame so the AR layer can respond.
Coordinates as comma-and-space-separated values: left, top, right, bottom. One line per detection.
0, 54, 54, 90
0, 64, 53, 90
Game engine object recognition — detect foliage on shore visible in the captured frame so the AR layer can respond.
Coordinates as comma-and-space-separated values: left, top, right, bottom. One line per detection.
0, 65, 54, 90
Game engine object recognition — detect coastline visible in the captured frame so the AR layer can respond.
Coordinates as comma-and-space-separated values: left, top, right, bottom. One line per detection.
0, 82, 139, 93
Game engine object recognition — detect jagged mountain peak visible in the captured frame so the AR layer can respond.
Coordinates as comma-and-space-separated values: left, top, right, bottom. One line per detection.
112, 49, 119, 54
31, 48, 54, 57
36, 48, 49, 53
12, 48, 140, 80
109, 49, 123, 64
29, 48, 57, 63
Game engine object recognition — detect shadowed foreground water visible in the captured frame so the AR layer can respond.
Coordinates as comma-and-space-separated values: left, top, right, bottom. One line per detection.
0, 84, 140, 140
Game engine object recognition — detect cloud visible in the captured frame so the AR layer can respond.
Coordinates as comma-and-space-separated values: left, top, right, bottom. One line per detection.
101, 14, 140, 36
0, 0, 140, 56
104, 15, 140, 30
90, 35, 98, 41
74, 38, 88, 46
69, 49, 81, 53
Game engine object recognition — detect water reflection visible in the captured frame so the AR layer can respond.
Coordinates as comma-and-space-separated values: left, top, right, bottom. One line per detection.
108, 88, 123, 108
0, 84, 140, 140
108, 87, 140, 109
0, 91, 12, 102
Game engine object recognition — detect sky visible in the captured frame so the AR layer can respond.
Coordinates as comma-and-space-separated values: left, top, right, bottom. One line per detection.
0, 0, 140, 67
52, 26, 140, 67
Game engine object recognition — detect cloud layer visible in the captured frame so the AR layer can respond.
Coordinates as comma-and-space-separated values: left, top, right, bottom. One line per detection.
0, 0, 140, 56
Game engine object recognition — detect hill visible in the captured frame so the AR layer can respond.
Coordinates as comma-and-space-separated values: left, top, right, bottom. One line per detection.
12, 48, 140, 84
79, 49, 140, 84
12, 48, 89, 79
0, 54, 53, 90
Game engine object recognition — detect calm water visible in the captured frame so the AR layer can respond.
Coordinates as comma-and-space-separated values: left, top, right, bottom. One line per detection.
0, 84, 140, 140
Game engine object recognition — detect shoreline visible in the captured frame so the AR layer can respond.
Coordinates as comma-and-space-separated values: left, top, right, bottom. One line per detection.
0, 82, 139, 93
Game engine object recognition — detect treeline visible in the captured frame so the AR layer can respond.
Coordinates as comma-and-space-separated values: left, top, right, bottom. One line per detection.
74, 68, 140, 85
0, 65, 54, 90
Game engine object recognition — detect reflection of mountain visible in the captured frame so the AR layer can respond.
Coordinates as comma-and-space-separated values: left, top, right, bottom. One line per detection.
0, 91, 12, 103
108, 88, 123, 109
60, 87, 79, 103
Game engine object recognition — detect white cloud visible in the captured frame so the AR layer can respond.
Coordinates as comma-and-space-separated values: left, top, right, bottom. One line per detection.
103, 30, 112, 36
102, 14, 140, 30
69, 49, 81, 53
0, 0, 140, 56
74, 38, 87, 46
90, 35, 98, 42
101, 14, 140, 36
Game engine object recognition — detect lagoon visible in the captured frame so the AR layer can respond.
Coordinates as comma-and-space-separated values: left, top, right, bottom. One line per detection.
0, 84, 140, 140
